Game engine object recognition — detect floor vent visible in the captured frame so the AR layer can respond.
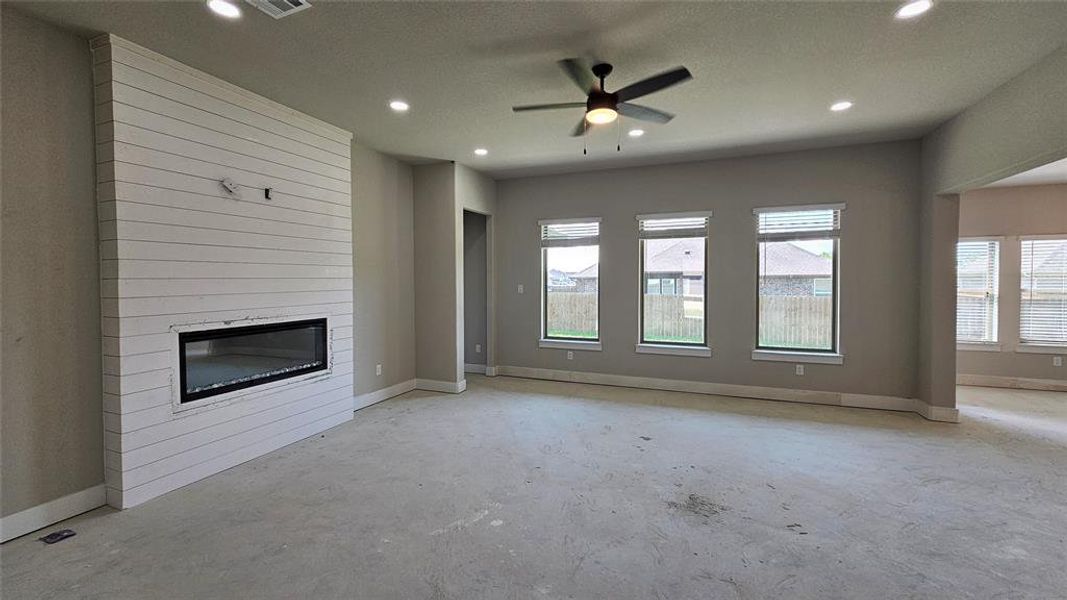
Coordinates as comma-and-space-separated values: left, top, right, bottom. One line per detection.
245, 0, 311, 19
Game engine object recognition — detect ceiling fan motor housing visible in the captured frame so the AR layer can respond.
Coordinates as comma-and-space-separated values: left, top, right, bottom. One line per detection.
586, 91, 618, 112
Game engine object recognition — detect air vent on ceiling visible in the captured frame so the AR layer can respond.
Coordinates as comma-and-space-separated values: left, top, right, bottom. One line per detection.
244, 0, 311, 19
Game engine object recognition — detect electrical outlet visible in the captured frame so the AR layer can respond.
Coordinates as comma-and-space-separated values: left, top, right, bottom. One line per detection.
795, 364, 804, 376
475, 344, 481, 353
567, 351, 574, 360
1054, 356, 1063, 367
375, 364, 382, 376
518, 284, 524, 294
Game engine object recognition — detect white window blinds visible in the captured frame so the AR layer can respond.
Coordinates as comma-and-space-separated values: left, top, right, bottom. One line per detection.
540, 220, 600, 247
956, 240, 999, 343
637, 213, 710, 239
755, 205, 843, 240
1021, 238, 1067, 345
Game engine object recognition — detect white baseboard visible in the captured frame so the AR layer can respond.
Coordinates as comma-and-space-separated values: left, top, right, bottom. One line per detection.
354, 379, 417, 411
1, 484, 106, 543
485, 366, 498, 377
495, 365, 959, 423
415, 378, 467, 394
464, 363, 487, 375
957, 373, 1067, 392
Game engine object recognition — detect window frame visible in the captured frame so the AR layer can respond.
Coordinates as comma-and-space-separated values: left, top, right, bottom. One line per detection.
636, 211, 712, 349
539, 217, 602, 345
753, 204, 843, 355
955, 236, 1001, 347
1019, 234, 1067, 348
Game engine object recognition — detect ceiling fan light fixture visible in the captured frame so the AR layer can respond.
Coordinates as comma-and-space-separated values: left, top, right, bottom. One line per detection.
628, 129, 645, 138
585, 108, 618, 125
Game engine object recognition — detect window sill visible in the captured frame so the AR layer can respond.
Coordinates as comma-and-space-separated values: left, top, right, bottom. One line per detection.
635, 343, 712, 358
957, 342, 1001, 352
1016, 344, 1067, 355
751, 350, 843, 365
539, 339, 602, 351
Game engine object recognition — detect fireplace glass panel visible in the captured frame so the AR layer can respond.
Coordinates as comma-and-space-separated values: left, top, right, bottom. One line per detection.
179, 318, 327, 403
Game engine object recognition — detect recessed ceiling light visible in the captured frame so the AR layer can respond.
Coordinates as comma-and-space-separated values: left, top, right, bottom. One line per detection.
389, 100, 410, 113
830, 100, 854, 112
474, 148, 488, 156
207, 0, 241, 19
895, 0, 933, 20
628, 129, 645, 138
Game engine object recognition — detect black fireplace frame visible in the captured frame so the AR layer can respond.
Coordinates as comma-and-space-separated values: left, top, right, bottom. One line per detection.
178, 318, 328, 404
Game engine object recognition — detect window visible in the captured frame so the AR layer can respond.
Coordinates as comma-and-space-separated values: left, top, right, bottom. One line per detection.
755, 205, 841, 352
956, 239, 999, 344
1021, 238, 1067, 346
541, 219, 600, 341
638, 213, 710, 346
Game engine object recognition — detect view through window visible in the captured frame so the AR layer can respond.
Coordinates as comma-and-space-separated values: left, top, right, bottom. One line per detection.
756, 207, 841, 352
639, 214, 709, 345
1021, 238, 1067, 345
956, 240, 1000, 343
542, 220, 600, 340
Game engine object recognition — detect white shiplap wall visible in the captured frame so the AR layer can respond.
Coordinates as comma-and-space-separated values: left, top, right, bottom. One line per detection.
91, 35, 354, 509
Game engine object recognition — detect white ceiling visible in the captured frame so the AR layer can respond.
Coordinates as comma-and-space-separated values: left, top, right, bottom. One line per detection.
12, 1, 1067, 178
985, 157, 1067, 188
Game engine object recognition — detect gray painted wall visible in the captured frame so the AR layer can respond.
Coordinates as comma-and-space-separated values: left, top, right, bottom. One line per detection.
495, 141, 921, 399
413, 163, 461, 384
957, 184, 1067, 381
1, 7, 103, 516
919, 45, 1067, 408
464, 211, 488, 366
352, 143, 416, 395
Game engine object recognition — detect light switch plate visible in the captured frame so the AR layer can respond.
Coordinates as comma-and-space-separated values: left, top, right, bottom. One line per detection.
518, 284, 524, 294
375, 364, 382, 376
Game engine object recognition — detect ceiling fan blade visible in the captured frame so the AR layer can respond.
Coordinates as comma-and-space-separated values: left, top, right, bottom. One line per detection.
614, 67, 692, 102
558, 58, 599, 93
617, 102, 674, 124
570, 118, 588, 137
512, 102, 586, 112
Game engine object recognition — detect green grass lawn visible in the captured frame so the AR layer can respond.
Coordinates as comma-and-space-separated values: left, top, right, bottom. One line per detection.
546, 329, 598, 339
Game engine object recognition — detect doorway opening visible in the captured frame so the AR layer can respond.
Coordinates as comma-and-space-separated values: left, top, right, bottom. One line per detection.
954, 156, 1067, 423
463, 210, 489, 374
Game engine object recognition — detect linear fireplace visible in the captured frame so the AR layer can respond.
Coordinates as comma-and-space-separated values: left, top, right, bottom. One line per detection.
178, 318, 328, 403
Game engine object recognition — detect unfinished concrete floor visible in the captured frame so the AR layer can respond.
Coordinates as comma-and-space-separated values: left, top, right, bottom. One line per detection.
3, 376, 1066, 599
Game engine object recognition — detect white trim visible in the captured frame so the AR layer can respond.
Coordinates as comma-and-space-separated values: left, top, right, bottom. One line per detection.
495, 366, 956, 422
1020, 233, 1067, 241
751, 350, 844, 365
1, 485, 106, 543
1016, 344, 1067, 355
538, 216, 602, 226
635, 210, 713, 221
913, 401, 961, 423
484, 366, 498, 377
539, 339, 603, 351
957, 342, 1002, 352
752, 203, 846, 215
415, 378, 467, 394
464, 363, 487, 374
353, 379, 416, 411
635, 343, 712, 358
958, 235, 1005, 244
957, 373, 1067, 392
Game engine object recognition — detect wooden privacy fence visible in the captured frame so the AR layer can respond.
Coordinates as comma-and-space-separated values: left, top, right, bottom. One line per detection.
758, 296, 833, 348
547, 293, 833, 347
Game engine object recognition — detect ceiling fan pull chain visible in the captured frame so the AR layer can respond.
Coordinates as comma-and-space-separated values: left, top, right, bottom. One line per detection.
616, 119, 622, 152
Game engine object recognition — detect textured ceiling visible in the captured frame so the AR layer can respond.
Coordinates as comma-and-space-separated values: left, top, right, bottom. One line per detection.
12, 1, 1067, 178
985, 157, 1067, 188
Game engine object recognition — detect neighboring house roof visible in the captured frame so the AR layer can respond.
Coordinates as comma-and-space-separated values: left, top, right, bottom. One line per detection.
758, 242, 832, 277
566, 239, 833, 279
547, 268, 576, 287
644, 238, 705, 276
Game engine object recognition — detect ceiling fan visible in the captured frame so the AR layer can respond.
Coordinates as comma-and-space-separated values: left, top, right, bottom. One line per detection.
513, 59, 692, 136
